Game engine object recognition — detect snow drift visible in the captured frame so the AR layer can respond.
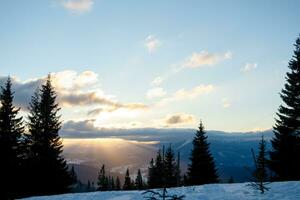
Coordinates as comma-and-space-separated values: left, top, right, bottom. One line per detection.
23, 181, 300, 200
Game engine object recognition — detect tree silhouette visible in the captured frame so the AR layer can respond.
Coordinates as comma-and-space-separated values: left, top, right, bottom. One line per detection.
0, 77, 24, 198
269, 35, 300, 181
187, 121, 219, 185
25, 75, 72, 195
249, 135, 270, 194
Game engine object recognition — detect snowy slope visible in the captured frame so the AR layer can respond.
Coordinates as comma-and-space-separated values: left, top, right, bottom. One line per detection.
23, 181, 300, 200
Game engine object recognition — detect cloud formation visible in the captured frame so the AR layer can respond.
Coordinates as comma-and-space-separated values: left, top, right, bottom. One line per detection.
0, 76, 43, 109
222, 98, 231, 108
87, 103, 148, 116
146, 87, 166, 99
0, 70, 148, 116
241, 63, 257, 72
158, 84, 214, 106
164, 113, 197, 125
52, 70, 99, 90
182, 51, 232, 69
151, 76, 164, 86
61, 0, 94, 13
144, 35, 161, 53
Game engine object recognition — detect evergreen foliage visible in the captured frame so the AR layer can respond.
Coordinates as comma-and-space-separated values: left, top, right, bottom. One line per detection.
249, 135, 270, 194
269, 35, 300, 181
123, 168, 132, 190
116, 176, 121, 190
187, 121, 219, 185
70, 166, 78, 184
148, 146, 181, 189
0, 77, 24, 199
164, 145, 177, 187
97, 164, 109, 191
25, 75, 72, 195
135, 168, 144, 190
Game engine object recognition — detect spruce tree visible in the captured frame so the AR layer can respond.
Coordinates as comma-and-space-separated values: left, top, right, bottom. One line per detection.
70, 166, 78, 185
147, 158, 155, 188
135, 168, 144, 190
175, 152, 181, 187
123, 168, 132, 190
164, 145, 177, 187
111, 176, 115, 190
26, 75, 72, 195
0, 77, 24, 198
97, 164, 108, 191
87, 180, 91, 192
269, 36, 300, 181
116, 176, 121, 190
187, 121, 219, 185
154, 149, 165, 188
249, 135, 269, 194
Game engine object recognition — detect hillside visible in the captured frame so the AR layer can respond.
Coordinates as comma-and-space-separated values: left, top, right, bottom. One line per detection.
23, 181, 300, 200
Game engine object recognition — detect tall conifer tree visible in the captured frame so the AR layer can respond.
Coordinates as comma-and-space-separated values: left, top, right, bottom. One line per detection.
123, 168, 132, 190
147, 158, 155, 188
249, 135, 269, 194
135, 168, 144, 190
164, 145, 177, 187
0, 77, 24, 198
26, 75, 72, 195
116, 176, 121, 190
97, 164, 108, 191
269, 36, 300, 181
187, 121, 218, 185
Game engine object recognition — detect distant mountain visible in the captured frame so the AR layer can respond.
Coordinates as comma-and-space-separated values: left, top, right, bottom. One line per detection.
62, 128, 273, 184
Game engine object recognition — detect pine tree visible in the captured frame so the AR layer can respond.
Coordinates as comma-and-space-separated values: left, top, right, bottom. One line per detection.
164, 145, 177, 187
269, 36, 300, 181
116, 176, 121, 190
111, 176, 115, 190
148, 158, 155, 188
25, 75, 72, 195
0, 77, 24, 198
187, 121, 219, 185
70, 166, 78, 184
97, 164, 108, 191
87, 180, 91, 191
135, 168, 144, 190
175, 152, 181, 187
123, 168, 132, 190
249, 135, 269, 194
154, 149, 165, 188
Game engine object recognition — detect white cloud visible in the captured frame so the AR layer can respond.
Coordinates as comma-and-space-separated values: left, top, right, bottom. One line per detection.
222, 98, 231, 108
158, 84, 214, 106
163, 113, 197, 125
182, 51, 232, 69
61, 0, 94, 13
52, 70, 99, 90
1, 70, 148, 117
146, 87, 166, 99
144, 35, 161, 53
241, 63, 257, 72
151, 76, 164, 86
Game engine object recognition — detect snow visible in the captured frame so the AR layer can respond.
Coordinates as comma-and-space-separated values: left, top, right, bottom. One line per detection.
22, 181, 300, 200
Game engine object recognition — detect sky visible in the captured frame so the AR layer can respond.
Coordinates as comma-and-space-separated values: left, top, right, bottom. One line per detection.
0, 0, 300, 132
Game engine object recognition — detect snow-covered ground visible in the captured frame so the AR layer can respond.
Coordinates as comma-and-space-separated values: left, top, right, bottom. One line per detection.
23, 181, 300, 200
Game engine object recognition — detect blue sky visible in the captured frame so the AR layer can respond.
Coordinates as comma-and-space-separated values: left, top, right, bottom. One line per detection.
0, 0, 299, 132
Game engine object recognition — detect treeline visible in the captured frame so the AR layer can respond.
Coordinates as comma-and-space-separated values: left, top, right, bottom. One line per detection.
95, 164, 145, 191
92, 121, 218, 192
0, 76, 74, 199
